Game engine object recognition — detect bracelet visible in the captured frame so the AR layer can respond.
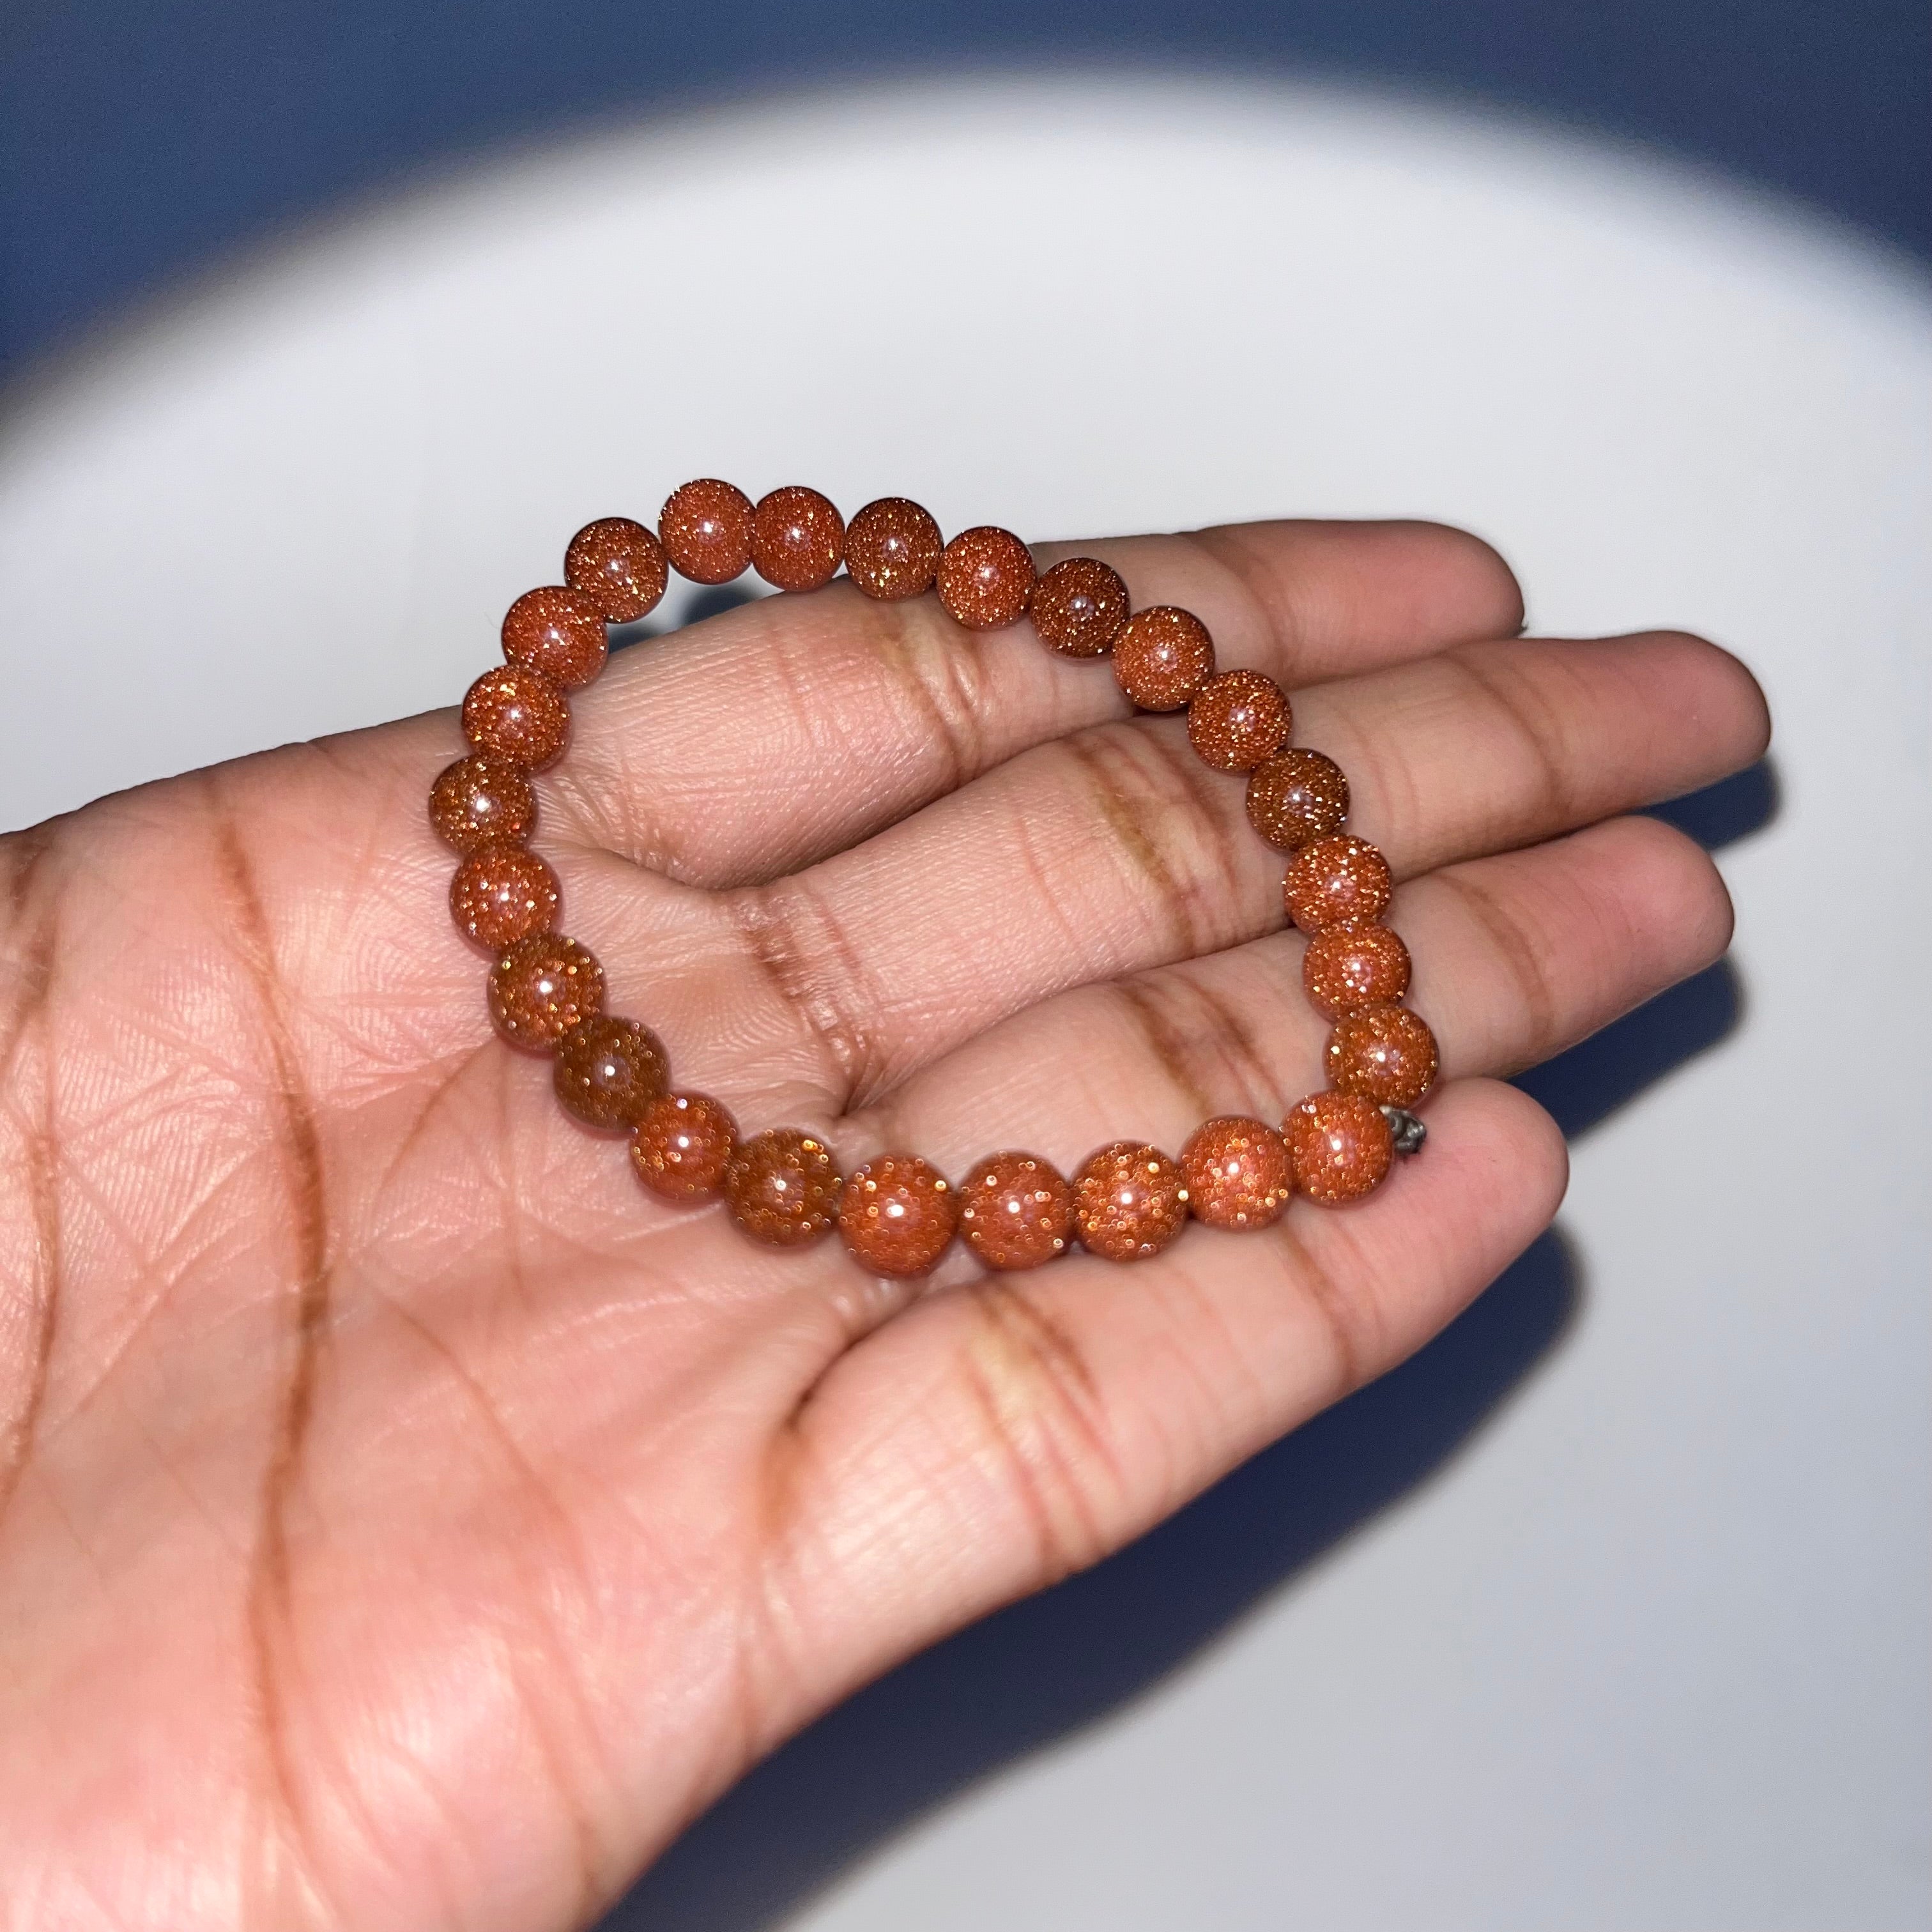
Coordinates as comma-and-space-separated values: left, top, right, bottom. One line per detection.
427, 482, 1436, 1278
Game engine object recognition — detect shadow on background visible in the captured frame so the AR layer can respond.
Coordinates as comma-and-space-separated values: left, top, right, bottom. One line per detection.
597, 756, 1779, 1932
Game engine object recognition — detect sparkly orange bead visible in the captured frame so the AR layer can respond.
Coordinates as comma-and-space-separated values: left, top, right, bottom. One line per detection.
630, 1091, 739, 1202
500, 585, 608, 689
751, 486, 845, 592
553, 1015, 669, 1130
837, 1154, 959, 1277
844, 497, 942, 601
461, 666, 570, 772
1303, 922, 1412, 1020
429, 753, 535, 854
958, 1151, 1073, 1271
1179, 1116, 1293, 1230
1282, 834, 1392, 934
448, 843, 559, 952
1284, 1091, 1393, 1204
1073, 1141, 1189, 1262
937, 526, 1035, 631
487, 933, 604, 1050
1325, 1003, 1439, 1108
724, 1128, 842, 1247
1030, 557, 1129, 657
565, 516, 668, 622
659, 479, 755, 585
1246, 747, 1349, 850
1113, 606, 1216, 710
1186, 669, 1292, 770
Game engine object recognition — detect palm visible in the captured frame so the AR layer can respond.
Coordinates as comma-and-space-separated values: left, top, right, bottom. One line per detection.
0, 518, 1765, 1929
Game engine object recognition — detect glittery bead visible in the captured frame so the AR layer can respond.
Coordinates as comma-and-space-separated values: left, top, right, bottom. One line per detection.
937, 526, 1035, 631
461, 666, 570, 772
448, 843, 559, 952
1113, 607, 1216, 710
487, 934, 604, 1050
659, 479, 754, 585
1284, 1091, 1393, 1204
749, 486, 845, 592
1282, 834, 1392, 933
429, 753, 535, 854
958, 1151, 1073, 1271
844, 497, 942, 601
1179, 1116, 1293, 1230
837, 1154, 959, 1277
630, 1091, 739, 1202
1186, 670, 1292, 770
1029, 557, 1129, 657
1303, 922, 1412, 1020
553, 1015, 669, 1130
500, 585, 608, 689
724, 1128, 842, 1247
1072, 1141, 1190, 1262
565, 516, 668, 622
1325, 1003, 1439, 1108
1246, 748, 1349, 850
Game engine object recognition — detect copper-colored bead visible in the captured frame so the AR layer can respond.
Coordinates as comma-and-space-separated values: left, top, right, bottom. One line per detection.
448, 843, 559, 952
461, 666, 570, 772
1113, 606, 1216, 710
1326, 1003, 1439, 1108
487, 933, 604, 1050
723, 1128, 842, 1248
1030, 557, 1130, 657
958, 1151, 1073, 1271
751, 486, 845, 592
937, 526, 1035, 631
565, 516, 668, 623
630, 1091, 739, 1202
553, 1015, 669, 1130
1303, 921, 1412, 1020
837, 1154, 960, 1277
1179, 1116, 1294, 1231
429, 753, 535, 854
1186, 669, 1292, 770
1282, 834, 1392, 934
1073, 1140, 1190, 1262
1246, 748, 1349, 850
1284, 1091, 1393, 1204
500, 585, 608, 689
659, 479, 755, 585
844, 497, 942, 601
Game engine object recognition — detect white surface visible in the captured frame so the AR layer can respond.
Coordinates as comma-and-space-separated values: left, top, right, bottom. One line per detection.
1, 75, 1927, 1931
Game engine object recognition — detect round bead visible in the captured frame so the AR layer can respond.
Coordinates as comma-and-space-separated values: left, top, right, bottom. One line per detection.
1303, 922, 1412, 1020
487, 934, 604, 1050
429, 754, 535, 854
500, 585, 608, 689
958, 1151, 1073, 1271
750, 486, 845, 592
937, 526, 1035, 631
1113, 606, 1216, 710
461, 666, 569, 772
1282, 834, 1392, 933
1186, 669, 1292, 770
1072, 1141, 1190, 1262
565, 516, 668, 622
630, 1091, 739, 1202
553, 1015, 669, 1130
1284, 1091, 1393, 1204
659, 479, 755, 585
837, 1154, 960, 1277
1179, 1116, 1294, 1230
1029, 557, 1130, 657
448, 843, 559, 952
1325, 1003, 1439, 1108
1246, 748, 1349, 850
723, 1128, 842, 1247
844, 497, 942, 601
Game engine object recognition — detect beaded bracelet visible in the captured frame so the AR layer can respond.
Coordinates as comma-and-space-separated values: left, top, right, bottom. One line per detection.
427, 482, 1437, 1277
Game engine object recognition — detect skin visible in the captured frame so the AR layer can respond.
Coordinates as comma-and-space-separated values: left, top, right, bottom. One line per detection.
0, 518, 1768, 1930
